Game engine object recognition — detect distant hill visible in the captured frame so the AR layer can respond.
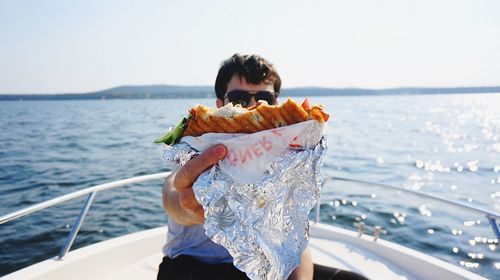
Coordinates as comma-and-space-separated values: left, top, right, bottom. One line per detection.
0, 85, 214, 101
0, 85, 499, 101
282, 86, 500, 96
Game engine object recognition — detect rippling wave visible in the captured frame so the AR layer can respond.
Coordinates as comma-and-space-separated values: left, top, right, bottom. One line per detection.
0, 94, 499, 278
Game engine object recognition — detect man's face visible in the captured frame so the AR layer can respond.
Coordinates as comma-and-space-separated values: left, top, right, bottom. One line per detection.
216, 74, 276, 108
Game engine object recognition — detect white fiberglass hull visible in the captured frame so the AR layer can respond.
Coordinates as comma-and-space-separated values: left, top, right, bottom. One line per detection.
2, 223, 486, 280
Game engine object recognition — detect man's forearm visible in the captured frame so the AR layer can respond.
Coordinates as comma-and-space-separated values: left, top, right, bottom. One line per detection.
162, 173, 200, 226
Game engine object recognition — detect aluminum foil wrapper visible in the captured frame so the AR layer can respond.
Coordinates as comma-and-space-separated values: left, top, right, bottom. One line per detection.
163, 138, 327, 280
163, 142, 199, 170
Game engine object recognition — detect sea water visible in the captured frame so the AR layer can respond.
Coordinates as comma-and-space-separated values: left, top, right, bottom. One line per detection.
0, 93, 499, 278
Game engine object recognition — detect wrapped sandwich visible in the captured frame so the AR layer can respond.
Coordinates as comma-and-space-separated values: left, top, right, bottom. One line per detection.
154, 98, 328, 144
157, 97, 329, 280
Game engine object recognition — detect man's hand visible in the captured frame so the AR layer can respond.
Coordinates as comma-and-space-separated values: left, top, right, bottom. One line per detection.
163, 144, 227, 226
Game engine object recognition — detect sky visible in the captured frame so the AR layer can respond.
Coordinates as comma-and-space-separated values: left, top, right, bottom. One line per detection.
0, 0, 499, 94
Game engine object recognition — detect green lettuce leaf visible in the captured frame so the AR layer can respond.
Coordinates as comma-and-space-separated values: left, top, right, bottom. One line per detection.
154, 115, 189, 145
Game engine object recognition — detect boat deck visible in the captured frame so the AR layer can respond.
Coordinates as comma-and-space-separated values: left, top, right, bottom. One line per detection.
2, 224, 486, 280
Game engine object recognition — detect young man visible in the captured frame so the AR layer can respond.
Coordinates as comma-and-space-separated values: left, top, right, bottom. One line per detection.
156, 54, 312, 280
157, 54, 367, 280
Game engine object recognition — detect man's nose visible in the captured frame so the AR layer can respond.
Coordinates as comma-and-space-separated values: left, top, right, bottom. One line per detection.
247, 97, 257, 107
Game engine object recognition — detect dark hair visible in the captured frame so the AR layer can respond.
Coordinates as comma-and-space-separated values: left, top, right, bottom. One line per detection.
214, 54, 282, 100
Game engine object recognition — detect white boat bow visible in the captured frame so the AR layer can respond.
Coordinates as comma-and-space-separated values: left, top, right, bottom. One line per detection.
1, 172, 497, 280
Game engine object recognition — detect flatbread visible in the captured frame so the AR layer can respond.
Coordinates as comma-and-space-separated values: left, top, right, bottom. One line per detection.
184, 98, 329, 137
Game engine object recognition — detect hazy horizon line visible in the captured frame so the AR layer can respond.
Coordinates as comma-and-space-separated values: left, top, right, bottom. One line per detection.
2, 83, 500, 96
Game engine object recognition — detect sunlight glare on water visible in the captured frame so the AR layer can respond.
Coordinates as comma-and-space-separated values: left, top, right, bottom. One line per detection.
1, 93, 499, 278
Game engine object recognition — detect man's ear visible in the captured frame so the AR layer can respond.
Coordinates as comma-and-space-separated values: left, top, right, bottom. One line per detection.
216, 99, 224, 108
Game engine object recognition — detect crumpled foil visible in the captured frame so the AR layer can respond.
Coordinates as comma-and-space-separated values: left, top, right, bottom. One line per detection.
163, 143, 199, 170
163, 138, 327, 280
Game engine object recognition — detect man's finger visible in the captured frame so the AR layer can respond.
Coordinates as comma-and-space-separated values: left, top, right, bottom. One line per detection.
178, 188, 199, 210
192, 206, 204, 223
174, 144, 227, 190
178, 189, 205, 224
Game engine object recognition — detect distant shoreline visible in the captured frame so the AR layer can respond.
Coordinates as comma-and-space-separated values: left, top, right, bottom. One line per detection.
0, 85, 499, 101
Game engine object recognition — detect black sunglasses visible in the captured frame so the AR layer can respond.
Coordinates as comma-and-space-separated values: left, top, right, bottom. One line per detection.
224, 90, 277, 107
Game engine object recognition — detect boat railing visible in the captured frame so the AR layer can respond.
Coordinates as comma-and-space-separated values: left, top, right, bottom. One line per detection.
1, 172, 499, 260
316, 176, 500, 240
0, 172, 172, 260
